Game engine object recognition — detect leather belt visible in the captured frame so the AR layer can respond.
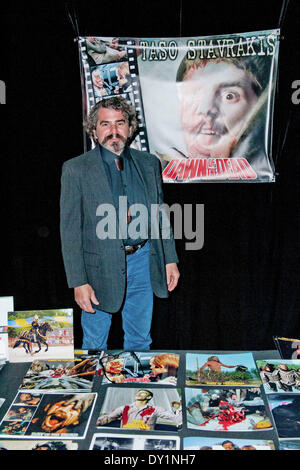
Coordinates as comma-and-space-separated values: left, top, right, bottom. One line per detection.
125, 240, 148, 255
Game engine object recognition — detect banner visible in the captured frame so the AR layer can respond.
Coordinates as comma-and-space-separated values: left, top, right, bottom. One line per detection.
78, 31, 280, 183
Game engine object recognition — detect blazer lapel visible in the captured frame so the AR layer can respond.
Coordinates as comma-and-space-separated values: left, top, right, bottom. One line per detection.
129, 149, 156, 203
85, 145, 115, 207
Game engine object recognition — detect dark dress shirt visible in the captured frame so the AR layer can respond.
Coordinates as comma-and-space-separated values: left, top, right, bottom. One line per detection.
100, 144, 148, 246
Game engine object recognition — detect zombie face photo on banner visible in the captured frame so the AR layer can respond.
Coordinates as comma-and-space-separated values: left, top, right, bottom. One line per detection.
175, 52, 271, 163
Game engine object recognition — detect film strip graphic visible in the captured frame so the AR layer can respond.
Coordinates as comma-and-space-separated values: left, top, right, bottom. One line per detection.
78, 37, 96, 114
125, 39, 149, 152
78, 37, 150, 153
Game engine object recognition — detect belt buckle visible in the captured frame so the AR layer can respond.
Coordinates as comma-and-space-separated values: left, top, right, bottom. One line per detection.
125, 240, 147, 255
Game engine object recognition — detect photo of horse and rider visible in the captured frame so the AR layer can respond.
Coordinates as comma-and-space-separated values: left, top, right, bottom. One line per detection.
7, 309, 74, 362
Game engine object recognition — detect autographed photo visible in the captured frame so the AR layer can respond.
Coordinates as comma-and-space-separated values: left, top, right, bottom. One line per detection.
98, 351, 180, 385
185, 387, 273, 431
97, 387, 182, 432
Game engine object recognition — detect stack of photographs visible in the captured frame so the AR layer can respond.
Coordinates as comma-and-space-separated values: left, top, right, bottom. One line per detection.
0, 348, 288, 450
183, 352, 275, 450
91, 351, 183, 450
256, 357, 300, 450
0, 313, 100, 448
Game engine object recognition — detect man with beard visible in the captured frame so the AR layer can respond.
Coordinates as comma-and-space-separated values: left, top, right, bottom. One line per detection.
60, 96, 179, 350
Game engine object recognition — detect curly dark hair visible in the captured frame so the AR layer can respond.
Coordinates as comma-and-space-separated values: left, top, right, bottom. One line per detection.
83, 96, 139, 142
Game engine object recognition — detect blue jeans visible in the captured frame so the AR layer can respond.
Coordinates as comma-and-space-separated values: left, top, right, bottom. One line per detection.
81, 242, 153, 350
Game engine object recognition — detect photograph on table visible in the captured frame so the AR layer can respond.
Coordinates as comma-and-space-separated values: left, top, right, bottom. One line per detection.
186, 352, 260, 386
19, 354, 99, 392
278, 439, 300, 450
0, 296, 13, 363
98, 351, 180, 385
185, 387, 273, 431
0, 439, 78, 450
90, 432, 180, 450
257, 359, 300, 394
8, 309, 74, 362
274, 336, 300, 360
0, 391, 97, 440
183, 435, 275, 450
0, 327, 8, 370
96, 387, 182, 432
268, 394, 300, 439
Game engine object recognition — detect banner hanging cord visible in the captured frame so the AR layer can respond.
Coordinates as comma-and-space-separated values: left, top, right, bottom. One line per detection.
179, 0, 183, 37
278, 0, 290, 29
65, 1, 80, 41
274, 0, 291, 172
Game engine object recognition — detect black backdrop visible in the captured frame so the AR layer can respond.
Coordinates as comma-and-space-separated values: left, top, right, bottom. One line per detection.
1, 0, 299, 351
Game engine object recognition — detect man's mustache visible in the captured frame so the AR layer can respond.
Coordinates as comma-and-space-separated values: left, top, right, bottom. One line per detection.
102, 133, 127, 144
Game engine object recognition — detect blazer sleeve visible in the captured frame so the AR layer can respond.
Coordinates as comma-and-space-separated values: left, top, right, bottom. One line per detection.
154, 157, 179, 265
60, 162, 88, 288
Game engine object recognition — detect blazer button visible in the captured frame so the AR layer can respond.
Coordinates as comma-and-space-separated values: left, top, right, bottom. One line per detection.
121, 268, 126, 275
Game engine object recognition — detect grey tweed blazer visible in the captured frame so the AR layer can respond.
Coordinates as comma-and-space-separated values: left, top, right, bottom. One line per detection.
60, 145, 178, 313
